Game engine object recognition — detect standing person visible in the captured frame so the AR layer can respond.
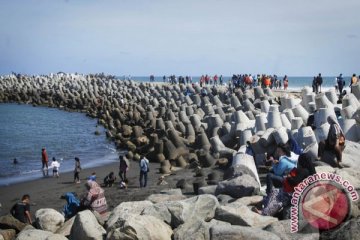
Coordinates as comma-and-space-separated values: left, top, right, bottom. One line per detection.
119, 155, 129, 182
74, 157, 81, 183
50, 157, 60, 178
316, 73, 323, 93
10, 194, 32, 224
283, 75, 289, 90
219, 75, 223, 85
318, 116, 346, 168
139, 156, 150, 188
337, 74, 345, 96
41, 148, 49, 176
213, 74, 218, 85
312, 77, 317, 93
350, 73, 358, 93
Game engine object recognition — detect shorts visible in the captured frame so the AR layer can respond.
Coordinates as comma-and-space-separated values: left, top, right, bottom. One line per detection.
53, 169, 58, 173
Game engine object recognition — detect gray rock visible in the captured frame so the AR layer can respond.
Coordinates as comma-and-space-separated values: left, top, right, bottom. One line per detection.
55, 216, 75, 237
15, 229, 68, 240
147, 193, 187, 204
264, 220, 320, 240
216, 194, 234, 205
112, 214, 173, 240
209, 224, 281, 240
0, 229, 16, 240
225, 195, 263, 207
215, 205, 278, 228
142, 194, 219, 229
0, 214, 28, 233
198, 185, 217, 195
320, 217, 360, 240
106, 200, 153, 229
35, 208, 65, 233
174, 218, 230, 240
215, 174, 260, 198
69, 210, 106, 240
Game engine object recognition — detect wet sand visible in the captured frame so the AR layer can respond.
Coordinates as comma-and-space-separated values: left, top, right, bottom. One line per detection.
0, 160, 194, 218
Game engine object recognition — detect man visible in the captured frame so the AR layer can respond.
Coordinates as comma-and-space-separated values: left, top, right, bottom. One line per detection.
139, 156, 150, 188
41, 148, 49, 176
350, 73, 358, 93
10, 194, 32, 224
316, 73, 323, 93
337, 74, 345, 96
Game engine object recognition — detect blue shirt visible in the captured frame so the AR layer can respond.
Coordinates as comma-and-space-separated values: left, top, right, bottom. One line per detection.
272, 156, 296, 176
140, 158, 149, 172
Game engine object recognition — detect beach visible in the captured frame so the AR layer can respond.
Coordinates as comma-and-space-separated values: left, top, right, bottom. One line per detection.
1, 74, 360, 239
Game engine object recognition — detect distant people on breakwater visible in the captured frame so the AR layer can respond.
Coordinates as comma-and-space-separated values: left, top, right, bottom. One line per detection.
41, 148, 49, 176
336, 74, 345, 96
13, 158, 18, 165
350, 74, 358, 93
50, 157, 60, 178
74, 157, 81, 183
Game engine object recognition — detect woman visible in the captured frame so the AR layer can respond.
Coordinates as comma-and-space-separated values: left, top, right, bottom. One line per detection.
265, 144, 297, 195
119, 155, 129, 182
74, 157, 81, 183
318, 115, 345, 168
61, 192, 80, 220
81, 181, 108, 214
255, 153, 316, 216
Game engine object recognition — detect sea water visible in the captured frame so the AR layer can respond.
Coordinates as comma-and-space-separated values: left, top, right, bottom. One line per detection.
0, 103, 119, 186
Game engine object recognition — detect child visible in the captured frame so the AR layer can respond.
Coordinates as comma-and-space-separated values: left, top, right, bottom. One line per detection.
88, 172, 96, 181
50, 157, 60, 178
120, 179, 128, 189
103, 172, 116, 187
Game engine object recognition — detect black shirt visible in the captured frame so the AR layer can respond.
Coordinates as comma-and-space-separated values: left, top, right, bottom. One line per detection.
10, 202, 30, 223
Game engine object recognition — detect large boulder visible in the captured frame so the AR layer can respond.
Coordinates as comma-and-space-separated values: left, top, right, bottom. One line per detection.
146, 189, 187, 203
225, 195, 263, 207
142, 194, 219, 228
15, 229, 68, 240
106, 200, 153, 230
55, 216, 75, 237
209, 224, 281, 240
0, 229, 16, 240
35, 208, 65, 233
215, 175, 260, 198
108, 214, 172, 240
69, 210, 106, 240
173, 218, 230, 240
0, 215, 28, 233
215, 205, 278, 228
320, 217, 360, 240
264, 220, 320, 240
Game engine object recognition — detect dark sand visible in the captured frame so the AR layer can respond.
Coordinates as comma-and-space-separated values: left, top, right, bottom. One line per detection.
0, 160, 195, 218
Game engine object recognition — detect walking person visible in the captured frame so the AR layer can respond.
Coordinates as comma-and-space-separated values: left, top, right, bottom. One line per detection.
139, 156, 150, 188
41, 148, 49, 176
74, 157, 81, 183
10, 194, 32, 224
119, 155, 129, 182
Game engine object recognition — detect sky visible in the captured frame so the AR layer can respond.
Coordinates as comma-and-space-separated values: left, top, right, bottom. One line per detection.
0, 0, 359, 76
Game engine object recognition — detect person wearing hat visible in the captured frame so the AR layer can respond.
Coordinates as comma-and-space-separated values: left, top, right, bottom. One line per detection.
119, 155, 129, 182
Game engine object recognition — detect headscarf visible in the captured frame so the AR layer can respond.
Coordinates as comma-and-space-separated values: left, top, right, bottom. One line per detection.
84, 180, 107, 214
327, 115, 344, 145
62, 192, 80, 219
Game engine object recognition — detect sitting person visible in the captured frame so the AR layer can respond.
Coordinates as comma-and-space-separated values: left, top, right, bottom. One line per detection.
61, 192, 80, 220
10, 194, 32, 224
318, 115, 346, 168
255, 153, 316, 216
103, 172, 116, 187
88, 172, 97, 181
265, 144, 297, 195
80, 181, 107, 214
